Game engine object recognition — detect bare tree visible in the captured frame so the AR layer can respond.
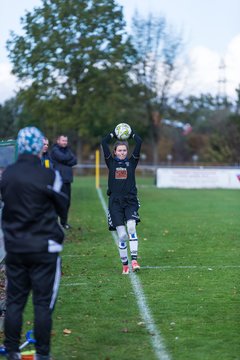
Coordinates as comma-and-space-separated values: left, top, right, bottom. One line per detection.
131, 12, 184, 164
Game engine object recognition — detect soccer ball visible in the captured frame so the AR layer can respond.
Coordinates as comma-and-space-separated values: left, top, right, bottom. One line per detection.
114, 123, 132, 140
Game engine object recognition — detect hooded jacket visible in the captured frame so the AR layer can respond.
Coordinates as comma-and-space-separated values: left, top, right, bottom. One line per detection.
0, 154, 66, 253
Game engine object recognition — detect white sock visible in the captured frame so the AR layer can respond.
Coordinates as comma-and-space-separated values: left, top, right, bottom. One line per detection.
129, 235, 138, 260
127, 220, 138, 260
116, 225, 128, 265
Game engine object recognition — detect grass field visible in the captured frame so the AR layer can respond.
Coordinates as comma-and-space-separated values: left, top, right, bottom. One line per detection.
13, 176, 240, 359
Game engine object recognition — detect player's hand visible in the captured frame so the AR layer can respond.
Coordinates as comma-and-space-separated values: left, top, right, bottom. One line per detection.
111, 129, 117, 138
130, 128, 135, 139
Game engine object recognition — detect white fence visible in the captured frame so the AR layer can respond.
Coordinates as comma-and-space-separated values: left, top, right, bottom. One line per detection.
156, 167, 240, 189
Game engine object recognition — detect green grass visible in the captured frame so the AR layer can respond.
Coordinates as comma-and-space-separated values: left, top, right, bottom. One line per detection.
15, 176, 240, 359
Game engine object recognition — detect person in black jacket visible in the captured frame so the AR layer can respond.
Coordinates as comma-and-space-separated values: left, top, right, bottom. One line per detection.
50, 135, 77, 229
41, 137, 53, 169
101, 127, 142, 275
0, 126, 67, 360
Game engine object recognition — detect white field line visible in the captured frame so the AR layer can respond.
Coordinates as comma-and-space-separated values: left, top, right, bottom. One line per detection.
142, 265, 240, 270
60, 264, 240, 287
60, 263, 240, 270
61, 256, 239, 271
97, 187, 171, 360
61, 283, 87, 286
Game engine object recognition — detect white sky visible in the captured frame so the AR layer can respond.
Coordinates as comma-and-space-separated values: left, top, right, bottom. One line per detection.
0, 0, 240, 104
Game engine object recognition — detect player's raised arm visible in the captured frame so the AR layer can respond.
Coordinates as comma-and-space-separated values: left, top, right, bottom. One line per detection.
131, 130, 142, 160
101, 130, 116, 160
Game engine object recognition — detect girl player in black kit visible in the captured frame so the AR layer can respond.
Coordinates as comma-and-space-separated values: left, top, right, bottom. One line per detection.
101, 126, 142, 274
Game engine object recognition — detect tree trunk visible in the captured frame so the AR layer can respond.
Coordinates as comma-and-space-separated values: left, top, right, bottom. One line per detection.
148, 108, 161, 166
152, 139, 159, 165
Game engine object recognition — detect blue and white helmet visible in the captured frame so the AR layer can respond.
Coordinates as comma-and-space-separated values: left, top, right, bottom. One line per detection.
17, 126, 44, 155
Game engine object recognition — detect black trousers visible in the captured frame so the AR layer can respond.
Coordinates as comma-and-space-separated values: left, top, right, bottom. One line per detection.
60, 182, 71, 225
4, 252, 61, 356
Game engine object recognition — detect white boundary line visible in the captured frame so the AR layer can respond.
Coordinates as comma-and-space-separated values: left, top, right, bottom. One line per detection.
97, 187, 171, 360
141, 265, 240, 270
61, 283, 87, 287
62, 256, 240, 271
61, 257, 239, 271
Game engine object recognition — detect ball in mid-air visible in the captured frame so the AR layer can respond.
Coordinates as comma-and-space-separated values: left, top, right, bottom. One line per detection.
115, 123, 132, 140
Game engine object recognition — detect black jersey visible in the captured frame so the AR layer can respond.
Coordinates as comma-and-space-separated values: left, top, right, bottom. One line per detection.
101, 133, 142, 197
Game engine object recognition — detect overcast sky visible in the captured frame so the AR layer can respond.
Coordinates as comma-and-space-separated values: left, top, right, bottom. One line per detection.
1, 0, 239, 104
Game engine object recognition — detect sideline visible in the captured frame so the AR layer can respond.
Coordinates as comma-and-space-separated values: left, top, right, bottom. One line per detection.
97, 187, 171, 360
141, 265, 240, 270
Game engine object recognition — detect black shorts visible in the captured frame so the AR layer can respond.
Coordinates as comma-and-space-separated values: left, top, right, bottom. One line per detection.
108, 195, 140, 231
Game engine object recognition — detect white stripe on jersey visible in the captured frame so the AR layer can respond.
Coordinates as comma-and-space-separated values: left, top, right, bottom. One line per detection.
50, 256, 61, 310
52, 170, 63, 193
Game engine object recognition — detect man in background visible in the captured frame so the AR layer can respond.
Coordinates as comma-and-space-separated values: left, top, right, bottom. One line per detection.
41, 137, 53, 169
51, 135, 77, 229
0, 126, 66, 360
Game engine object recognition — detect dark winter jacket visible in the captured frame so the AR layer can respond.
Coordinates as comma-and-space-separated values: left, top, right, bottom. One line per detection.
50, 144, 77, 183
0, 154, 66, 253
41, 151, 54, 169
